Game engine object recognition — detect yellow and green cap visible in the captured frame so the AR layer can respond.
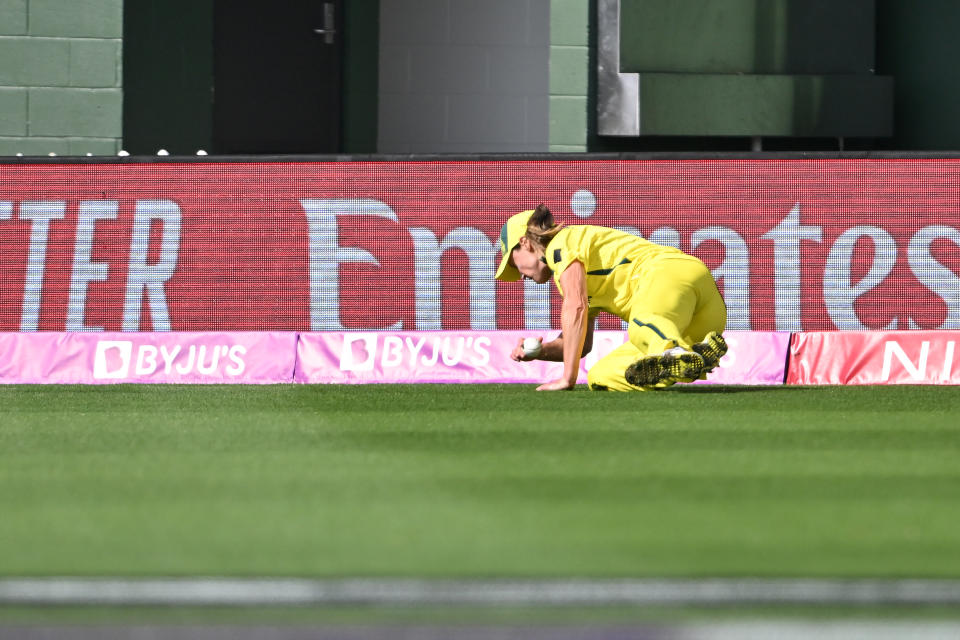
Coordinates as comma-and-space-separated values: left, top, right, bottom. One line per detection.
494, 209, 535, 282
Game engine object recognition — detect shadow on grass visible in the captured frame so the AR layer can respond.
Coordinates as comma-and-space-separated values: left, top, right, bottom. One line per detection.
665, 385, 810, 394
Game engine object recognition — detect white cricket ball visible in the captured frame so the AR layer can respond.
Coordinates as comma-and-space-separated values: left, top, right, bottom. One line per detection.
522, 337, 542, 358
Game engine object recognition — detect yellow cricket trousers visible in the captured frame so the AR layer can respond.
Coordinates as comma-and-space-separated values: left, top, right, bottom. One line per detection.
586, 255, 727, 391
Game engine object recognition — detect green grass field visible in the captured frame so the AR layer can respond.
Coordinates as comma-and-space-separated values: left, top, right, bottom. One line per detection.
1, 384, 959, 579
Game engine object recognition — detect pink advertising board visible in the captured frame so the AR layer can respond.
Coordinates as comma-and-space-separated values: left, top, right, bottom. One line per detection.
294, 331, 790, 386
0, 332, 297, 384
0, 330, 788, 386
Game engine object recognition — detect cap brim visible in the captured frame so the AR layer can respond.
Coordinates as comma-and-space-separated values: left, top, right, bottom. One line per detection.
494, 209, 535, 282
495, 248, 522, 281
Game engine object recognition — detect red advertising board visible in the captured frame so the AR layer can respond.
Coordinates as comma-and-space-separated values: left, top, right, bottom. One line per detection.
787, 330, 960, 385
1, 159, 959, 332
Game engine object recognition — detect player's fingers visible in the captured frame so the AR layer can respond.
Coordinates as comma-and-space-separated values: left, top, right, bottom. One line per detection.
511, 339, 528, 361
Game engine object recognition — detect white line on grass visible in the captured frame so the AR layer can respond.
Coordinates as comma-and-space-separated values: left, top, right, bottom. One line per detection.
2, 578, 960, 606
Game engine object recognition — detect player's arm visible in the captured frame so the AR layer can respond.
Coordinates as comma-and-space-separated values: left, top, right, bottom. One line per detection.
537, 260, 588, 391
535, 309, 598, 361
582, 309, 599, 354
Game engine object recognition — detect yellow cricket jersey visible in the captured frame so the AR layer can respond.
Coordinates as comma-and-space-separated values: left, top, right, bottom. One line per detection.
544, 225, 685, 319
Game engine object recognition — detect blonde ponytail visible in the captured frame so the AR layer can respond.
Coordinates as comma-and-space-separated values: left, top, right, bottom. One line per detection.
525, 203, 565, 250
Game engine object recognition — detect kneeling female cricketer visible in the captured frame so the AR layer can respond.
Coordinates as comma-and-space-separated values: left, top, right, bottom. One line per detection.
495, 204, 729, 391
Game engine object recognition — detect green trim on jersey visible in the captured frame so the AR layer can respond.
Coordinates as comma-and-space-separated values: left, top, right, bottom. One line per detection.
544, 225, 685, 320
587, 257, 633, 276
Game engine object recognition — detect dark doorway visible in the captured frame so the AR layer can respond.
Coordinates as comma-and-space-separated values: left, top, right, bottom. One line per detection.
213, 0, 343, 154
123, 0, 215, 155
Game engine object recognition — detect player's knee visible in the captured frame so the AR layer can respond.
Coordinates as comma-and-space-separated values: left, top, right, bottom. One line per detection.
587, 367, 607, 390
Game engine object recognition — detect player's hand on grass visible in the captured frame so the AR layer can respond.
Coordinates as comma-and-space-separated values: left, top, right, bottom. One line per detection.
536, 378, 575, 391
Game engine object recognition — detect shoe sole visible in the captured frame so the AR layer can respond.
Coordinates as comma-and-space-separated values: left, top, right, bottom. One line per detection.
625, 351, 705, 387
660, 351, 705, 381
624, 355, 662, 387
692, 331, 728, 371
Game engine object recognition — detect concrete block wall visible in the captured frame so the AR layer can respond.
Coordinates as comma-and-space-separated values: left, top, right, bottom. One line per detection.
549, 0, 588, 151
377, 0, 550, 153
0, 0, 123, 156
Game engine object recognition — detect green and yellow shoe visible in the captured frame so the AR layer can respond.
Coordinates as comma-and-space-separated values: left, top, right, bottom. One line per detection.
691, 331, 728, 371
624, 355, 662, 387
660, 348, 705, 382
625, 348, 705, 387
